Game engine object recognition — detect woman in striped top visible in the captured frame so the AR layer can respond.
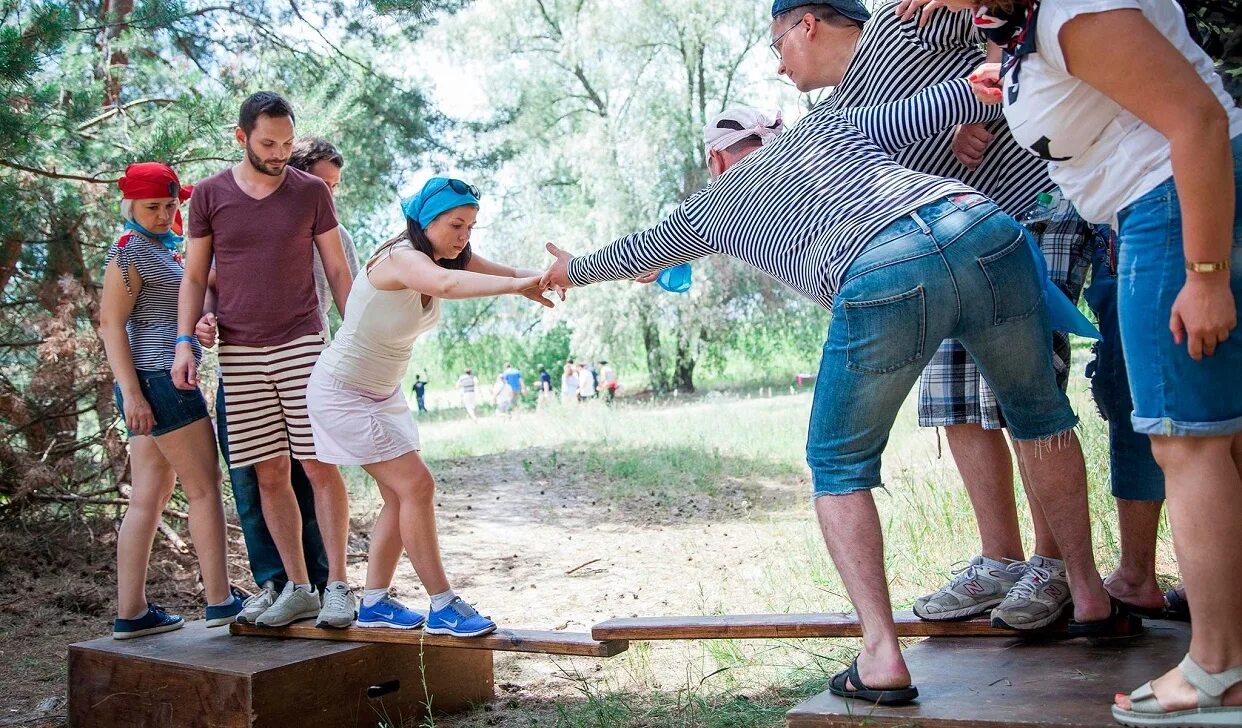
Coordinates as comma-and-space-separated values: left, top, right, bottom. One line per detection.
98, 163, 241, 639
542, 77, 1102, 702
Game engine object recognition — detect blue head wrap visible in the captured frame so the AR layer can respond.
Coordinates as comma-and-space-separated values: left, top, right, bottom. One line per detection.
400, 177, 481, 230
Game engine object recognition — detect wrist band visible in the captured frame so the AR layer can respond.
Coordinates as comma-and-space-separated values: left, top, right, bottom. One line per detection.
1185, 260, 1230, 273
176, 335, 197, 346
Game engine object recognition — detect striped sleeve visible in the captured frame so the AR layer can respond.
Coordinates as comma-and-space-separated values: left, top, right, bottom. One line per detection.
567, 206, 715, 287
897, 5, 981, 52
840, 78, 1001, 155
106, 238, 138, 296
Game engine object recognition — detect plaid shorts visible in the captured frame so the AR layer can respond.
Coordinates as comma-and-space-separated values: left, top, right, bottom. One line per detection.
917, 189, 1092, 430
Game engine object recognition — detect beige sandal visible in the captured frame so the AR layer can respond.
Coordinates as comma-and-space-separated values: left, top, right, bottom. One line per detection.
1112, 654, 1242, 726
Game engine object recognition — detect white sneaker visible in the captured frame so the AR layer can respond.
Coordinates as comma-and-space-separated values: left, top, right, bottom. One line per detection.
255, 582, 320, 627
991, 554, 1072, 630
316, 581, 355, 629
914, 555, 1026, 621
234, 583, 276, 625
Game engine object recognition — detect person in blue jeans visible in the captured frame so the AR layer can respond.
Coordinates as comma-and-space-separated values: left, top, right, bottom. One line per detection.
1082, 228, 1185, 621
543, 65, 1118, 701
214, 384, 330, 593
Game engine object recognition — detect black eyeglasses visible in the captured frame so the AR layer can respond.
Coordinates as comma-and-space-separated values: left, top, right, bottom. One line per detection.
428, 178, 481, 202
769, 17, 817, 61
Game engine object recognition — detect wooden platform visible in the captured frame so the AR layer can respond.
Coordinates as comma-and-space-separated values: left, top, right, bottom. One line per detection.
592, 610, 1037, 641
68, 619, 492, 727
231, 620, 629, 657
785, 620, 1190, 727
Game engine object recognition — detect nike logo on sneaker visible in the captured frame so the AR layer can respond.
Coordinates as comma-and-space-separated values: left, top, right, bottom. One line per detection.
440, 617, 460, 628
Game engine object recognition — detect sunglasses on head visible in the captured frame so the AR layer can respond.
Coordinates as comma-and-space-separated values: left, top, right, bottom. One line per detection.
429, 178, 481, 201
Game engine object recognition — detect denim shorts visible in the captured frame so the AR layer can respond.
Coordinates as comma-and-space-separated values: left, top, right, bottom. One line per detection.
1114, 134, 1242, 438
808, 194, 1078, 496
113, 369, 210, 437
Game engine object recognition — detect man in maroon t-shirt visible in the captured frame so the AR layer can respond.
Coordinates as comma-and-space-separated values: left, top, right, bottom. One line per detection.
174, 92, 356, 629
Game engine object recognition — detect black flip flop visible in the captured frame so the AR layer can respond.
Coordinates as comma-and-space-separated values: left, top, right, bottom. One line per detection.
1116, 600, 1167, 620
1163, 587, 1192, 622
828, 657, 919, 705
1067, 596, 1144, 641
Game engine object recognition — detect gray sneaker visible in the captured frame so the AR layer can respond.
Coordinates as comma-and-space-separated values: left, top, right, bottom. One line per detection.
234, 583, 276, 625
255, 582, 320, 627
316, 581, 356, 629
991, 554, 1072, 630
913, 555, 1026, 621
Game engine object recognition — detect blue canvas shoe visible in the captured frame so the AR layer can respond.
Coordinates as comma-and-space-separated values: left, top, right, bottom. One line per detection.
204, 593, 245, 628
424, 597, 496, 638
355, 595, 425, 630
112, 603, 184, 640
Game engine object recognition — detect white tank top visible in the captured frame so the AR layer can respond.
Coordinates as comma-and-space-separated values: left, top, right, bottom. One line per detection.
316, 244, 441, 394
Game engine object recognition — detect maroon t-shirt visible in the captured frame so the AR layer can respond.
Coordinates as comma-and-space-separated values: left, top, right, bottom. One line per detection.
189, 166, 339, 346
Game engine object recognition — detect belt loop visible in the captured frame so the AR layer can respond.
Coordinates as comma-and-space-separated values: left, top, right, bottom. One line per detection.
910, 211, 932, 235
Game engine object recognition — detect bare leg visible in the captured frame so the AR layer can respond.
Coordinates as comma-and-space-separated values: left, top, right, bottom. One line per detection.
153, 418, 230, 604
116, 436, 176, 619
1104, 498, 1165, 611
1118, 434, 1242, 711
1012, 436, 1064, 560
814, 492, 911, 690
944, 424, 1024, 561
252, 454, 309, 586
363, 486, 405, 591
297, 458, 351, 585
362, 452, 451, 596
1012, 431, 1111, 622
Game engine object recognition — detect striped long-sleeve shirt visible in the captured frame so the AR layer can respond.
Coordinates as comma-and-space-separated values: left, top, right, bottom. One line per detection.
568, 79, 1000, 310
824, 3, 1050, 217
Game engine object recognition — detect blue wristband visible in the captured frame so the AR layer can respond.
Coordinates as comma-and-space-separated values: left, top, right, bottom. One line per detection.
176, 335, 197, 346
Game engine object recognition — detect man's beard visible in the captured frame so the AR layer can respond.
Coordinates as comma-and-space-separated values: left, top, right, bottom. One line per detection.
245, 143, 285, 177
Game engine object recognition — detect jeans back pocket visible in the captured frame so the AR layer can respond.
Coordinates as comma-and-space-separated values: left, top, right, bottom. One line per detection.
977, 233, 1043, 325
842, 286, 926, 374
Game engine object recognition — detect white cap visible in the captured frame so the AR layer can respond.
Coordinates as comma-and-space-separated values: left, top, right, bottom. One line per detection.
704, 107, 784, 153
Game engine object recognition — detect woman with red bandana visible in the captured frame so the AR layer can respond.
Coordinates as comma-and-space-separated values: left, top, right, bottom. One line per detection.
99, 163, 242, 638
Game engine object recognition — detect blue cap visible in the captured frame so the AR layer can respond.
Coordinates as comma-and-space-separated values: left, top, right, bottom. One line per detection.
771, 0, 870, 23
401, 177, 480, 230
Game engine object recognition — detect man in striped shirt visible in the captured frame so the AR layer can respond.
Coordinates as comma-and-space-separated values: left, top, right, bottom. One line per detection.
777, 0, 1096, 634
542, 46, 1117, 700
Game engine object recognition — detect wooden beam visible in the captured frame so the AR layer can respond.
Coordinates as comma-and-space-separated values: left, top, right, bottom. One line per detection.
230, 621, 629, 658
591, 610, 1047, 641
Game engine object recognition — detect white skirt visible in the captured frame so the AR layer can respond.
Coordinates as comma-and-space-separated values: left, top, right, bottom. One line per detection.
306, 366, 420, 466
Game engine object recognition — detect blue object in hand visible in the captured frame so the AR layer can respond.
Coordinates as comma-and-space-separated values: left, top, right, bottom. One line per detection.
1023, 230, 1100, 340
657, 263, 692, 294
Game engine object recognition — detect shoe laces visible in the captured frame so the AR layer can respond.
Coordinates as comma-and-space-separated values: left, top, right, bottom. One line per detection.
147, 602, 169, 619
1008, 564, 1052, 601
446, 597, 480, 619
324, 586, 351, 611
946, 559, 988, 587
243, 587, 272, 607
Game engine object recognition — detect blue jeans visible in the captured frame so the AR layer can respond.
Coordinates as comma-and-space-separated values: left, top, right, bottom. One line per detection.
215, 380, 329, 589
1083, 235, 1166, 501
808, 194, 1078, 495
113, 370, 209, 437
1115, 134, 1242, 438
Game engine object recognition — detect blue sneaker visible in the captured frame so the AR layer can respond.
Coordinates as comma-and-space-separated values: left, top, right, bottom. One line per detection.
424, 597, 496, 638
112, 603, 184, 640
355, 595, 425, 630
204, 593, 245, 628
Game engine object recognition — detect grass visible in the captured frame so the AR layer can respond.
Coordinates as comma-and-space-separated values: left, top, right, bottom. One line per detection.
331, 373, 1177, 728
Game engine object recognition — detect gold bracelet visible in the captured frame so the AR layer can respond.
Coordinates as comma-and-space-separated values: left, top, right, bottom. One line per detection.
1185, 260, 1231, 274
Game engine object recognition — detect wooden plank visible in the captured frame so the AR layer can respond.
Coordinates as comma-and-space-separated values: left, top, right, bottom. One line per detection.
68, 620, 494, 727
591, 610, 1045, 641
230, 621, 629, 657
785, 620, 1190, 728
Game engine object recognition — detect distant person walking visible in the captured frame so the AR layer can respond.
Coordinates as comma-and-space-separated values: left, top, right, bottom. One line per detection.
577, 363, 596, 402
599, 361, 618, 403
412, 374, 428, 413
561, 362, 579, 404
457, 368, 479, 420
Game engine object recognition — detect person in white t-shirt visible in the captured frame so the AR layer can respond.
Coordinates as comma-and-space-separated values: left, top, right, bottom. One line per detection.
919, 0, 1242, 720
560, 361, 579, 403
456, 369, 479, 421
576, 363, 596, 401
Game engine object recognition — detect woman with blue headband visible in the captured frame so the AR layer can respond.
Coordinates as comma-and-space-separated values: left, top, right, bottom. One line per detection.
306, 177, 550, 637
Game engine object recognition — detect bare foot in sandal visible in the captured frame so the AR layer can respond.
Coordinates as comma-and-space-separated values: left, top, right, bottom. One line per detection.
1114, 655, 1242, 724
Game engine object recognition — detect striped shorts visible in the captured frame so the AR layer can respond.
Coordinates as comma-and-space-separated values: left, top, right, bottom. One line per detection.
218, 333, 326, 468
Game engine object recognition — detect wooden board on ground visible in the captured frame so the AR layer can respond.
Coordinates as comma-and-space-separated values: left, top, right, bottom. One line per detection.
231, 620, 629, 657
68, 619, 492, 728
591, 610, 1039, 641
785, 620, 1190, 728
